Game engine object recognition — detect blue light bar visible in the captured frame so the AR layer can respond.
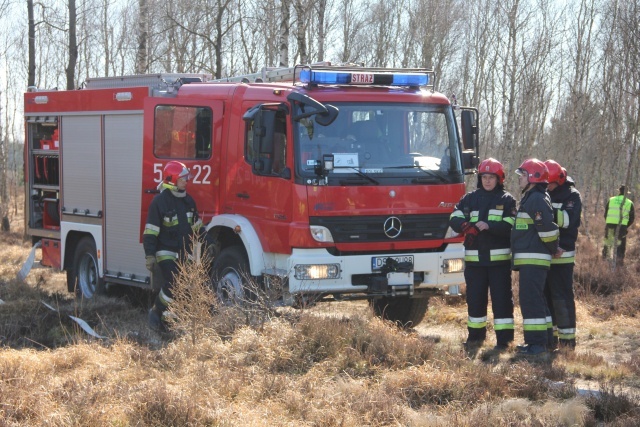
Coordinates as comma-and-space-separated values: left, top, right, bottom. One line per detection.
299, 69, 429, 87
392, 73, 429, 86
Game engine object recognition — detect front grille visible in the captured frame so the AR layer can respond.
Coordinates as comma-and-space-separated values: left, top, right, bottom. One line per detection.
310, 214, 450, 243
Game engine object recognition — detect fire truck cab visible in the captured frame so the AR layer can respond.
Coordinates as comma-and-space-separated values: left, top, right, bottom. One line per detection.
24, 64, 479, 326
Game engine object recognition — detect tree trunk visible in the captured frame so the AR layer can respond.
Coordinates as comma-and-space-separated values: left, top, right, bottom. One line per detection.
279, 0, 291, 67
316, 0, 326, 61
294, 0, 308, 65
27, 0, 36, 87
66, 0, 78, 90
135, 0, 148, 74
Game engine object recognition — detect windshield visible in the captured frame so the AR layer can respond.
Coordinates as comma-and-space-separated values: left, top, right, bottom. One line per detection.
294, 103, 463, 184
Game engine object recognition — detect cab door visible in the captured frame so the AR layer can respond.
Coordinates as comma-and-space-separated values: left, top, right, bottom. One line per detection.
140, 98, 224, 237
225, 102, 294, 254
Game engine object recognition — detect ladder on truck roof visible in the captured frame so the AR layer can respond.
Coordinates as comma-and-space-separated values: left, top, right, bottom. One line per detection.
211, 62, 332, 84
213, 62, 435, 89
83, 73, 213, 90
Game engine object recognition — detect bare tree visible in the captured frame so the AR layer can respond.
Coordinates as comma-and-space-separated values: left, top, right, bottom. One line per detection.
66, 0, 78, 89
315, 0, 327, 61
27, 0, 36, 87
135, 0, 148, 74
279, 0, 291, 66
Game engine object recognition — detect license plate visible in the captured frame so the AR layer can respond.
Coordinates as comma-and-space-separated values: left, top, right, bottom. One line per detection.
371, 255, 414, 271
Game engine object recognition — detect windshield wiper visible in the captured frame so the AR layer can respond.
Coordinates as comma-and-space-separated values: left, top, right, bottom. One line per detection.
386, 164, 449, 183
334, 167, 379, 185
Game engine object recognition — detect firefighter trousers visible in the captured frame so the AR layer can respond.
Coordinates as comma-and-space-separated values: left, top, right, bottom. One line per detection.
544, 264, 576, 346
153, 259, 180, 313
464, 264, 514, 345
518, 266, 551, 347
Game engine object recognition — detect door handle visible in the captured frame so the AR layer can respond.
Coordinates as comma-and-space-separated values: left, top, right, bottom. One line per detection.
236, 192, 250, 199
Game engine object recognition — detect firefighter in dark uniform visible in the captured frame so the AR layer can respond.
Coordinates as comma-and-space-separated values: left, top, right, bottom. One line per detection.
144, 161, 203, 332
543, 160, 581, 349
512, 159, 559, 356
449, 158, 517, 351
603, 185, 635, 266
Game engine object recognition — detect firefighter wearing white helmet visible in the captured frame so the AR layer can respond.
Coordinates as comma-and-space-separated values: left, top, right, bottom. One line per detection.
449, 158, 517, 352
143, 161, 203, 332
512, 158, 559, 357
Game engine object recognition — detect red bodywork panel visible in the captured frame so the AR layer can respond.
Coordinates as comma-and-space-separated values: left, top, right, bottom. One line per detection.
26, 81, 463, 258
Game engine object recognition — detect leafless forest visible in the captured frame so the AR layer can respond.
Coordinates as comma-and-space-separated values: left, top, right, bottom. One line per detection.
0, 0, 639, 220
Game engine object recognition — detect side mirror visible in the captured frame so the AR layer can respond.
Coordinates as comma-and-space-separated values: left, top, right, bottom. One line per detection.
462, 150, 479, 170
461, 109, 478, 151
315, 104, 339, 126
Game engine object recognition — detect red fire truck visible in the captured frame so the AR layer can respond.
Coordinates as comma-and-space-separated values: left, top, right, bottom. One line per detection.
24, 64, 479, 325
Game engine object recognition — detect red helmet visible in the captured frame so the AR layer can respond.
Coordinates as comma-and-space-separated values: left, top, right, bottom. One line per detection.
162, 161, 190, 190
544, 160, 566, 186
478, 158, 505, 184
516, 158, 548, 184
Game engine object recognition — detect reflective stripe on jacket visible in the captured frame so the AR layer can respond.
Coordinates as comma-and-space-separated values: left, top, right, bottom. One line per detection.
449, 186, 517, 266
549, 180, 582, 257
511, 185, 559, 270
143, 189, 199, 259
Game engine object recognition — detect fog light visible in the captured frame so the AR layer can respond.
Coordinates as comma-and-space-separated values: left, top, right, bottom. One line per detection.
442, 258, 464, 273
294, 264, 340, 280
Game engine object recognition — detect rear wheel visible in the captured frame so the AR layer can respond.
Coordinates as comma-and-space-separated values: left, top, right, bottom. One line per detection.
211, 246, 252, 306
369, 296, 429, 327
71, 237, 105, 299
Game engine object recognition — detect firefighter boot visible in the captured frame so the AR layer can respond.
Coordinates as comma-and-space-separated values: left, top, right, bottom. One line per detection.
559, 338, 576, 350
148, 305, 167, 333
517, 344, 547, 357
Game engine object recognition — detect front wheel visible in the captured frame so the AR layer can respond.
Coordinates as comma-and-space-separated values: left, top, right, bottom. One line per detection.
369, 296, 429, 328
71, 237, 105, 299
211, 246, 253, 306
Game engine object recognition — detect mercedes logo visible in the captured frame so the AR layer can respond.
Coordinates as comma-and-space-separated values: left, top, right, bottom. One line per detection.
383, 216, 402, 239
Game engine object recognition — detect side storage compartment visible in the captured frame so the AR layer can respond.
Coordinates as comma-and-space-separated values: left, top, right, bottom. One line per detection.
26, 117, 60, 233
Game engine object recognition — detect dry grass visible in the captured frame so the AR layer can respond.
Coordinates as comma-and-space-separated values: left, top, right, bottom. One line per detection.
1, 202, 640, 425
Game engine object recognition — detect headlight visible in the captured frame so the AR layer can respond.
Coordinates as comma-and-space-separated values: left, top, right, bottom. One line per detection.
294, 264, 341, 280
310, 225, 334, 242
442, 258, 464, 273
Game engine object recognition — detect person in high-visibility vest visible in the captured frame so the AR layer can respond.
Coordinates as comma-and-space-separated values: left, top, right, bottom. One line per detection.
543, 160, 581, 350
603, 185, 635, 266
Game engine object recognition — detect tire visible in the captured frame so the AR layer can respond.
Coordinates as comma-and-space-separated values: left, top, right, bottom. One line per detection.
211, 246, 253, 306
71, 237, 105, 299
369, 296, 429, 327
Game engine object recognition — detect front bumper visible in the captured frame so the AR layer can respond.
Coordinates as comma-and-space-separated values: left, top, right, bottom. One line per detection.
286, 243, 465, 296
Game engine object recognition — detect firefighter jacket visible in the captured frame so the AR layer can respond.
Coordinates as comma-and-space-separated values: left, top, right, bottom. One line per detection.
605, 195, 635, 226
143, 189, 202, 262
511, 184, 559, 270
449, 185, 516, 266
549, 179, 582, 265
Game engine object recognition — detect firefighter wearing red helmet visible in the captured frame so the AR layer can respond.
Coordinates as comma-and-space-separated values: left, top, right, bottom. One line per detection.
544, 159, 581, 350
512, 158, 559, 356
449, 158, 517, 352
143, 161, 203, 332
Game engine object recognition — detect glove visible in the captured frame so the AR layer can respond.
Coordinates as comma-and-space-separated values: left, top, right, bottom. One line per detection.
461, 223, 479, 247
145, 255, 157, 272
460, 221, 475, 233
